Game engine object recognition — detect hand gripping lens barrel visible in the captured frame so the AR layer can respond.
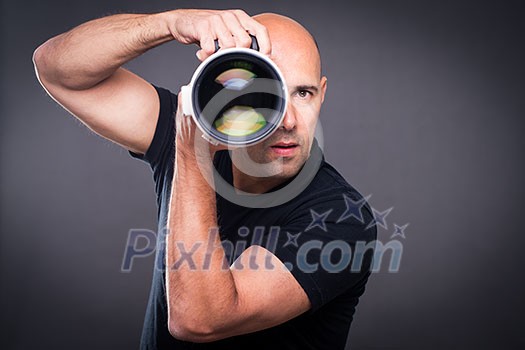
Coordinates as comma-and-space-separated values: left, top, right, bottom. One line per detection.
181, 36, 288, 146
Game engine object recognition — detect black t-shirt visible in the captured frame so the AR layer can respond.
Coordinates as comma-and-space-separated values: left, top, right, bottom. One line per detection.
131, 86, 376, 350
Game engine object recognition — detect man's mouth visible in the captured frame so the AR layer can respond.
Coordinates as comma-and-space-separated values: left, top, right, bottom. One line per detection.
270, 142, 299, 156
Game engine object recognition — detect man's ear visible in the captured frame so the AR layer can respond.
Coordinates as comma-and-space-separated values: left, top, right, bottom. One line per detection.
320, 76, 327, 104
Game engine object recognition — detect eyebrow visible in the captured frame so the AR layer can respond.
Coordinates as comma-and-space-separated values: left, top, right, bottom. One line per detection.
293, 85, 319, 93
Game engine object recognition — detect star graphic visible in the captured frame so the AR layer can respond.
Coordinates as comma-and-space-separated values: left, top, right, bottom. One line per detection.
366, 207, 393, 230
283, 231, 301, 248
391, 223, 409, 239
337, 194, 371, 224
305, 209, 333, 232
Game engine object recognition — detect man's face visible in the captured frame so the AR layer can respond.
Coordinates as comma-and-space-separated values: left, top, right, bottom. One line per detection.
231, 35, 327, 182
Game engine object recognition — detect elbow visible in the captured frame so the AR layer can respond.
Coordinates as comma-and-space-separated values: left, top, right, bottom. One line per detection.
168, 320, 205, 343
32, 44, 47, 80
32, 41, 86, 91
32, 42, 59, 89
168, 313, 224, 343
165, 287, 241, 342
32, 45, 41, 68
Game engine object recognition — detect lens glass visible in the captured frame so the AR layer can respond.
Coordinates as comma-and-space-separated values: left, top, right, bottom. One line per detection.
215, 68, 256, 91
214, 105, 266, 136
193, 52, 286, 145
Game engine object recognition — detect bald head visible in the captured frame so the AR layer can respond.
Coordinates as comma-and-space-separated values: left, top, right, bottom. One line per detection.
253, 13, 322, 78
230, 13, 328, 188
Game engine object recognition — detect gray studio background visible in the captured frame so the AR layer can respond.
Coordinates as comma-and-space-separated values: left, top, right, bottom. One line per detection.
1, 0, 524, 349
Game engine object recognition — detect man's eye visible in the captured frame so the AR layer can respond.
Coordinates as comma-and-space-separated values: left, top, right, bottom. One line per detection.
297, 90, 311, 98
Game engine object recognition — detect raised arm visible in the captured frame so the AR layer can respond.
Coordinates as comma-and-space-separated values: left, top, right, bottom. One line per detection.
32, 9, 271, 154
165, 86, 311, 342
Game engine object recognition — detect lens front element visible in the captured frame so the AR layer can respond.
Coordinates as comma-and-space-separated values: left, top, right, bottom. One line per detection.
192, 50, 287, 146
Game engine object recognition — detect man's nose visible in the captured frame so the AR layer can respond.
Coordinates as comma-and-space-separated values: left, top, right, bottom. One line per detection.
281, 104, 297, 130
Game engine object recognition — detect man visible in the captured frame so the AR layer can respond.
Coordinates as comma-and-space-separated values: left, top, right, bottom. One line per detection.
33, 8, 376, 349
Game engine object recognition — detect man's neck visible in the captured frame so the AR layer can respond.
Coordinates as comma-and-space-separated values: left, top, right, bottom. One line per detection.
231, 165, 287, 194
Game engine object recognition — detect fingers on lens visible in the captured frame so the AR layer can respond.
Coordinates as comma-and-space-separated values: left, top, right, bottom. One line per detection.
220, 12, 249, 48
211, 14, 235, 50
233, 10, 271, 55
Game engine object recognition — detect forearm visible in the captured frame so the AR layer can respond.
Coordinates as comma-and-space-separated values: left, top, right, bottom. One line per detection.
166, 152, 239, 339
33, 12, 174, 90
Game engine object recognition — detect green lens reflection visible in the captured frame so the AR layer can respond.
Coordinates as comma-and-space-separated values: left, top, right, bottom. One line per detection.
214, 106, 266, 136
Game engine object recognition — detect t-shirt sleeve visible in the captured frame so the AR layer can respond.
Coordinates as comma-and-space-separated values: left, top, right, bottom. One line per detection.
272, 189, 377, 312
129, 85, 177, 193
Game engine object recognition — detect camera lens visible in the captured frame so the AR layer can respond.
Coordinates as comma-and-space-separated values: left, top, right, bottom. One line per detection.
192, 51, 286, 146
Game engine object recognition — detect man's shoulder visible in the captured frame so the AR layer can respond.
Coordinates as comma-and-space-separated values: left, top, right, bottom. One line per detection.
287, 159, 376, 239
304, 159, 365, 204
